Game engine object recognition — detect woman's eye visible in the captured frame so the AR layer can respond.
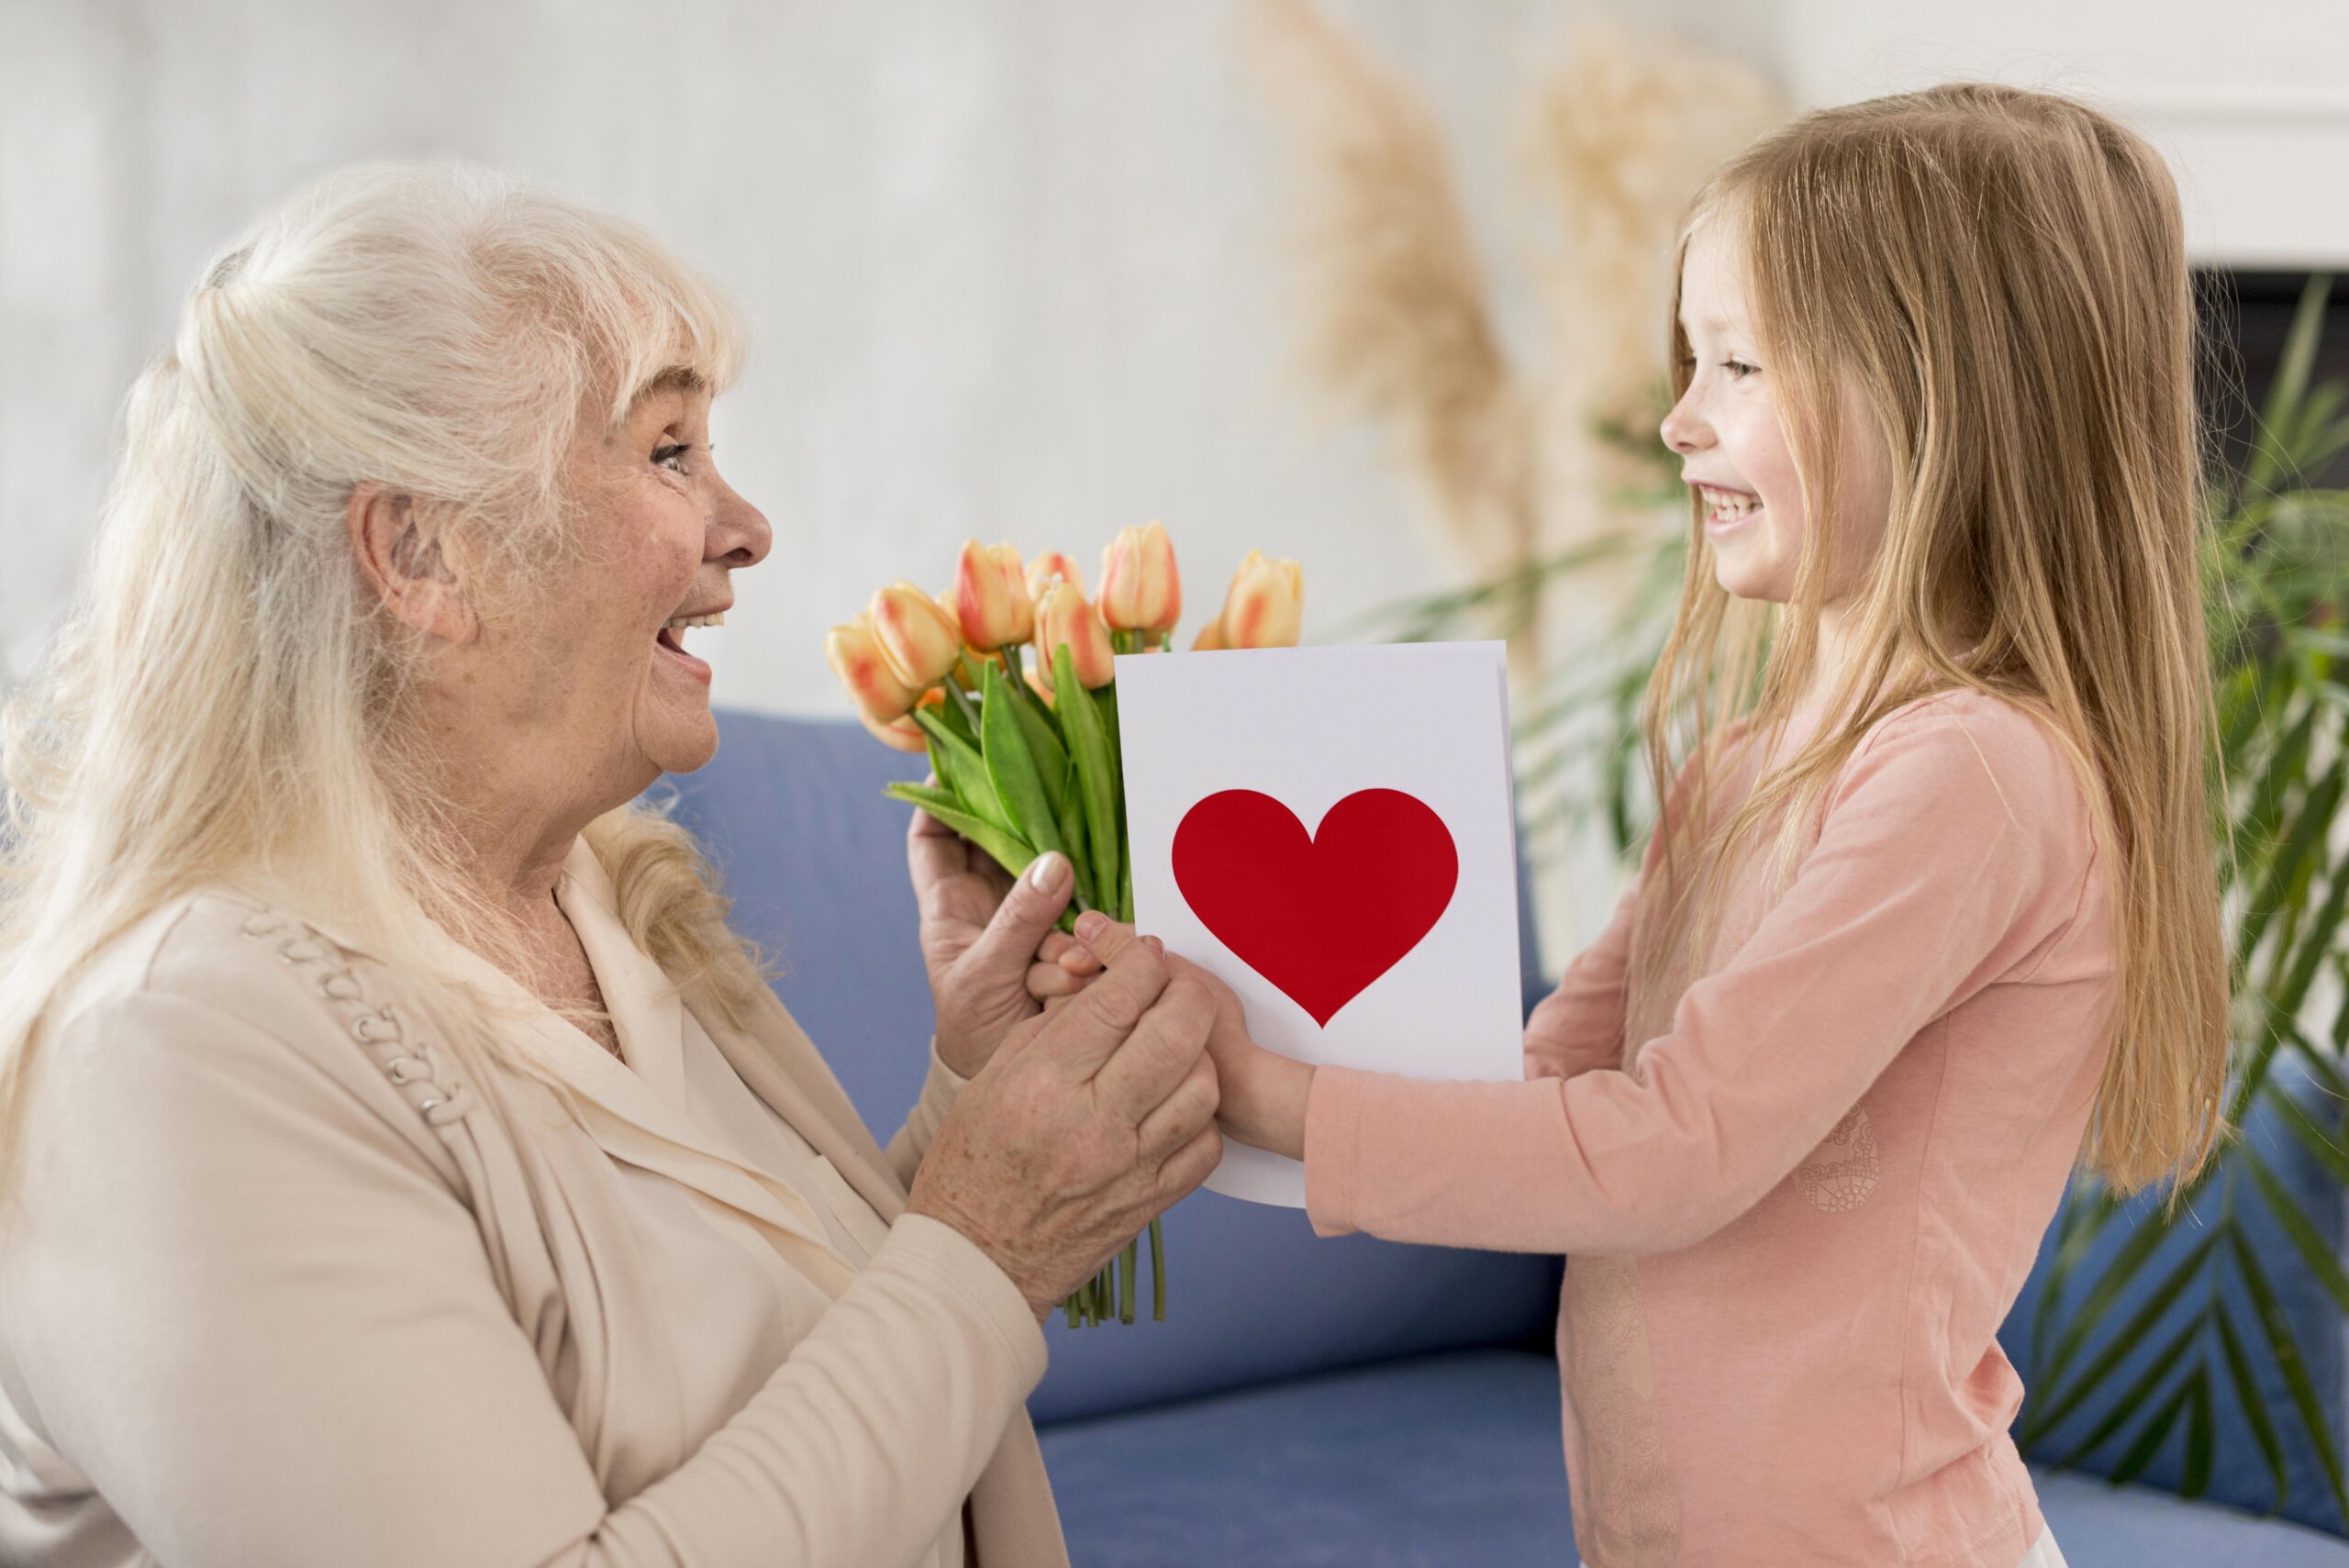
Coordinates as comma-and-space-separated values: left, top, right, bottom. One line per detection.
653, 442, 692, 474
1722, 359, 1759, 381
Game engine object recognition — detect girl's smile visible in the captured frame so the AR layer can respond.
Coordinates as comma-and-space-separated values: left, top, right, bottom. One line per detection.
1696, 483, 1764, 538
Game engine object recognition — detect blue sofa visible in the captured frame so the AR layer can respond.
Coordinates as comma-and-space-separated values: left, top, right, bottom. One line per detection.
658, 710, 2349, 1566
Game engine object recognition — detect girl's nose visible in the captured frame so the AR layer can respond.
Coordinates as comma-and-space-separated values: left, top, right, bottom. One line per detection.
1660, 395, 1709, 456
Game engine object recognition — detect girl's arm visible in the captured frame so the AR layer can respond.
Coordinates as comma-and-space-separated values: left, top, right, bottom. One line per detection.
1522, 869, 1644, 1082
1179, 705, 2089, 1256
1524, 724, 1724, 1083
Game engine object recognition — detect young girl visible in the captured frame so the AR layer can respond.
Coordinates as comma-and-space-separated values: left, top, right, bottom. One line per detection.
1042, 83, 2230, 1568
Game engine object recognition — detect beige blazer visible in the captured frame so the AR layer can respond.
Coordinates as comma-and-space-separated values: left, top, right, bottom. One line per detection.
0, 839, 1071, 1568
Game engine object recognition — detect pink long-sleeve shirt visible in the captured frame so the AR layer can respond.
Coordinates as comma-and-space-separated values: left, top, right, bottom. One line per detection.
1304, 688, 2118, 1568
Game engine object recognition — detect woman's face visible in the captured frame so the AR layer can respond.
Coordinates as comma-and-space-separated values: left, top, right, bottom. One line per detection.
491, 372, 771, 794
1660, 212, 1889, 610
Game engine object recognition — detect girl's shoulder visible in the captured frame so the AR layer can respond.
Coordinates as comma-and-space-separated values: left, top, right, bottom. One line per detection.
1841, 685, 2107, 870
1856, 685, 2079, 788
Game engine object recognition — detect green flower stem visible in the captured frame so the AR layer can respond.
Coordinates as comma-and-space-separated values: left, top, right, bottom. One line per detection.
1054, 780, 1099, 913
1119, 1236, 1138, 1323
942, 678, 981, 737
1150, 1218, 1166, 1321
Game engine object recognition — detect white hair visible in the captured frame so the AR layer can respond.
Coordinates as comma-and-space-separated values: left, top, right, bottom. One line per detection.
0, 161, 771, 1195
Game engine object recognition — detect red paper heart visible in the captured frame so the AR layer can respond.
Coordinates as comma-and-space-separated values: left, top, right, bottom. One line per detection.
1172, 788, 1459, 1027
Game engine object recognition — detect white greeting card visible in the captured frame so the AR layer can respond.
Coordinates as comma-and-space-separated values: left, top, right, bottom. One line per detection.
1113, 640, 1523, 1207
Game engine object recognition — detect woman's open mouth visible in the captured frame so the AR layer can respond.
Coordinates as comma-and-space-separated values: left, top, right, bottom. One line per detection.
655, 613, 721, 684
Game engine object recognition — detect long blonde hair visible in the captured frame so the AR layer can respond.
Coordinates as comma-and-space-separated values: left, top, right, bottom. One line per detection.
1632, 83, 2230, 1198
0, 162, 774, 1195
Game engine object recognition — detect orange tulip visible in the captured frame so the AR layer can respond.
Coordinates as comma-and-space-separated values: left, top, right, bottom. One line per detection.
861, 708, 930, 752
1031, 583, 1117, 696
1213, 550, 1303, 649
953, 539, 1033, 651
862, 687, 941, 752
869, 581, 963, 688
1025, 550, 1085, 605
1098, 520, 1182, 634
934, 589, 978, 688
825, 613, 922, 723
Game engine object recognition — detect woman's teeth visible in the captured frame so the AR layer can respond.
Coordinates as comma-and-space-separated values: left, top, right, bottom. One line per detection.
1699, 485, 1762, 519
664, 613, 726, 630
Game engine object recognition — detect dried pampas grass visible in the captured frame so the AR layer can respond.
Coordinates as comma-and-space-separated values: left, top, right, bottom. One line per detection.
1526, 11, 1782, 469
1240, 0, 1537, 650
1241, 0, 1782, 673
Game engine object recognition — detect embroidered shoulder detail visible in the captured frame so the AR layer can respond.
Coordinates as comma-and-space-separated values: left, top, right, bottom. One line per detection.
1794, 1106, 1880, 1213
231, 906, 474, 1129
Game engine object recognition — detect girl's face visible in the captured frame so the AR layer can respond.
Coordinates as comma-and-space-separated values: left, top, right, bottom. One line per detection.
1660, 212, 1890, 611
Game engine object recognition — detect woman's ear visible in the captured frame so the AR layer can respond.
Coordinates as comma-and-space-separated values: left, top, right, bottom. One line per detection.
347, 484, 478, 643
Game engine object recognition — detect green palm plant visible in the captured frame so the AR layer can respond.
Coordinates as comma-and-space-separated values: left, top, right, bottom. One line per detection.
1335, 274, 2349, 1519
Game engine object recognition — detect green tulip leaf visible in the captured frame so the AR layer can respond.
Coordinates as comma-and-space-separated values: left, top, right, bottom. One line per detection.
883, 782, 1035, 882
1053, 642, 1122, 917
911, 706, 1014, 838
979, 662, 1067, 862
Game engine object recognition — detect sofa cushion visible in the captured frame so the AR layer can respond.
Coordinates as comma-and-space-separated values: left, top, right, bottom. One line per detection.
1034, 1347, 2349, 1567
655, 709, 1561, 1423
2000, 1055, 2347, 1537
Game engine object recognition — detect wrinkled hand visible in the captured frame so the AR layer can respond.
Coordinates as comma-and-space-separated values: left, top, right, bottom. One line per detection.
909, 799, 1074, 1078
1027, 925, 1102, 1009
907, 914, 1224, 1319
1065, 919, 1314, 1161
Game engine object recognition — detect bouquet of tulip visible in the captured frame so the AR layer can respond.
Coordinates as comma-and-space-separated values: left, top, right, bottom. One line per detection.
826, 522, 1304, 1327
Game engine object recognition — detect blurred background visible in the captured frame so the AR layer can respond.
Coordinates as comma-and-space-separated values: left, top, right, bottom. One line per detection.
6, 0, 2348, 973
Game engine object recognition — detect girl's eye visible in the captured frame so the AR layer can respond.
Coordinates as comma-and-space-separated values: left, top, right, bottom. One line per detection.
653, 442, 692, 474
1722, 359, 1759, 381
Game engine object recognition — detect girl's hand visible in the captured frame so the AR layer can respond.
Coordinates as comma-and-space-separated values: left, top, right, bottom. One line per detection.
908, 802, 1075, 1078
1066, 920, 1313, 1161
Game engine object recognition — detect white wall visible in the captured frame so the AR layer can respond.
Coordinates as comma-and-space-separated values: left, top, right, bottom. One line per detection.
6, 0, 2345, 972
1773, 0, 2349, 268
0, 0, 1579, 714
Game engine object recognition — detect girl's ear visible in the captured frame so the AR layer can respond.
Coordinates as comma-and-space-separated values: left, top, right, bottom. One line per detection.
346, 484, 479, 644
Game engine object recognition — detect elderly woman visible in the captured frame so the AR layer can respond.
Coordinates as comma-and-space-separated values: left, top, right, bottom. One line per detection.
0, 163, 1222, 1568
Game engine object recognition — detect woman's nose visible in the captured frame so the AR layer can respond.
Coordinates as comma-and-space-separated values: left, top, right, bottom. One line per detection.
709, 485, 772, 569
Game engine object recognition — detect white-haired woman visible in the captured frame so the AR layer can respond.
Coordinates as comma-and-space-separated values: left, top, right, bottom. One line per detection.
0, 163, 1222, 1568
